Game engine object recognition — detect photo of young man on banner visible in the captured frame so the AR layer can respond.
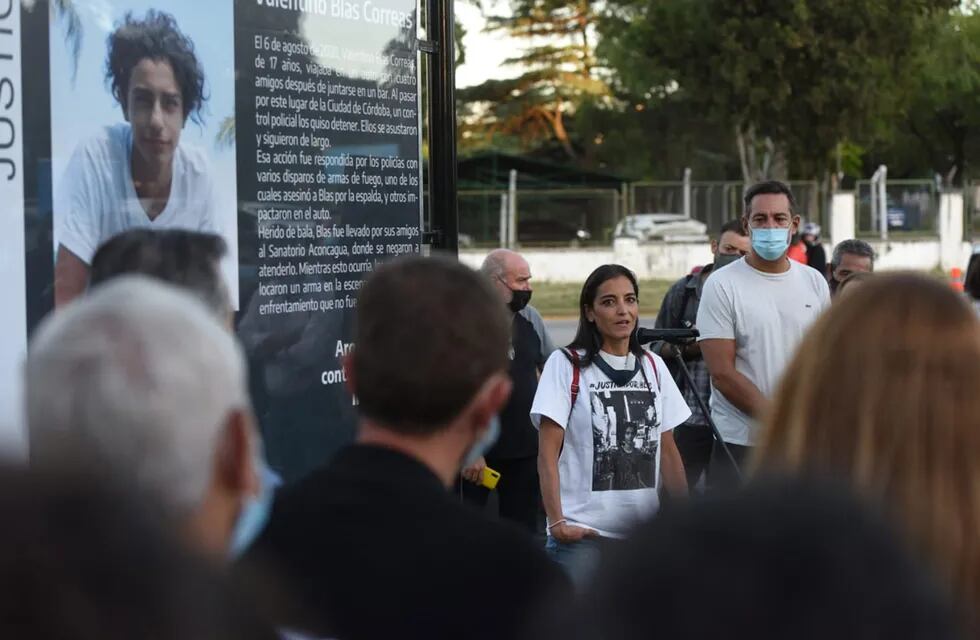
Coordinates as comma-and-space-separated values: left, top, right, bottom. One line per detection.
49, 1, 238, 307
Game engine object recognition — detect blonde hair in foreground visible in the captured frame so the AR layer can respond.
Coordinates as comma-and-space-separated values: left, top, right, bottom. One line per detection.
754, 272, 980, 619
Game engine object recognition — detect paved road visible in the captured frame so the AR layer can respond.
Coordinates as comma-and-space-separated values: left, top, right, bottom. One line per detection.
544, 316, 658, 350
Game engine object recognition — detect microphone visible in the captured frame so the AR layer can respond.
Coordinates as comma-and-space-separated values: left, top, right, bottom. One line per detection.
635, 328, 700, 345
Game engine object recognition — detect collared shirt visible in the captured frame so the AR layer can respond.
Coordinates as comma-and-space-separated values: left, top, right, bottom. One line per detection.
654, 265, 713, 426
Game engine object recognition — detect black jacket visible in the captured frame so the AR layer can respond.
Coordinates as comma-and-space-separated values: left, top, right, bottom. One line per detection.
242, 445, 570, 640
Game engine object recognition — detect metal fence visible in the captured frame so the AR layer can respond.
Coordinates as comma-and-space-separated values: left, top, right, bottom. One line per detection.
630, 180, 829, 234
854, 179, 939, 237
630, 181, 739, 233
458, 188, 622, 248
461, 176, 954, 248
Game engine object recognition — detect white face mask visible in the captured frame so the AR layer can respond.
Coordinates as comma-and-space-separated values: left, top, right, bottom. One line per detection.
462, 415, 501, 467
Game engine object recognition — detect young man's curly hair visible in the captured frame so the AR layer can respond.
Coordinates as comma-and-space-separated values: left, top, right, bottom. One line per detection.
105, 10, 207, 124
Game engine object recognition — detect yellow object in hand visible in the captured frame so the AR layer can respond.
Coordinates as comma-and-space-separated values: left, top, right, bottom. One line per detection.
479, 467, 501, 490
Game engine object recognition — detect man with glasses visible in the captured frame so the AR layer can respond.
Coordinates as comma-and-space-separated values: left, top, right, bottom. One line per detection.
695, 181, 830, 488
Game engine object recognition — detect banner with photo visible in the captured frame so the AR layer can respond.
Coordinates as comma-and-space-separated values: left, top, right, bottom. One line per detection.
0, 0, 26, 454
7, 0, 423, 481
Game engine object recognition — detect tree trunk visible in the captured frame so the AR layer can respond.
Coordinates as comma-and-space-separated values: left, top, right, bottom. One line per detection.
768, 140, 789, 181
736, 124, 788, 183
736, 124, 753, 185
538, 106, 577, 160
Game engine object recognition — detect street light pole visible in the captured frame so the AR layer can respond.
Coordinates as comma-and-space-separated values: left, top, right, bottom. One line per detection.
425, 0, 459, 254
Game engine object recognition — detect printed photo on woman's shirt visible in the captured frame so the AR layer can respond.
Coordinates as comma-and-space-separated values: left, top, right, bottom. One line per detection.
590, 384, 660, 492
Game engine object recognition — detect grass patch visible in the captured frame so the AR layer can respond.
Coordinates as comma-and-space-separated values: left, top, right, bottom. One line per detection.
532, 278, 675, 318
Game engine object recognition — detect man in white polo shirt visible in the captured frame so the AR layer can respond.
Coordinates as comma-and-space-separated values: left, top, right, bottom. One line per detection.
54, 11, 217, 306
696, 180, 830, 488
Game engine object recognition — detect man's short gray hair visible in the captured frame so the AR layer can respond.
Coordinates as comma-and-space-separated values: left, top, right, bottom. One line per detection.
26, 276, 249, 515
831, 239, 876, 269
480, 249, 510, 280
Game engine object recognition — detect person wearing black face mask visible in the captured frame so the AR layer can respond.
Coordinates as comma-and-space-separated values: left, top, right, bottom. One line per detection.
459, 249, 556, 534
652, 220, 750, 491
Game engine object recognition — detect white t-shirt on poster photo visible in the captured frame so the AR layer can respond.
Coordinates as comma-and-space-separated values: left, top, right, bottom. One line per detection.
530, 348, 690, 538
696, 257, 830, 446
56, 122, 219, 264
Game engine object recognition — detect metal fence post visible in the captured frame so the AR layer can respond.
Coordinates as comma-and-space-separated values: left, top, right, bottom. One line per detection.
507, 170, 518, 248
499, 193, 508, 248
682, 168, 692, 218
875, 165, 888, 242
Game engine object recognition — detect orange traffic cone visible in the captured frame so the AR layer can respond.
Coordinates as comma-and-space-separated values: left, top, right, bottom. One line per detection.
950, 267, 965, 292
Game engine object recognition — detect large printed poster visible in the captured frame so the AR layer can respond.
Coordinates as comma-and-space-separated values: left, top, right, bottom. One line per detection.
0, 0, 26, 454
8, 0, 423, 480
48, 0, 240, 307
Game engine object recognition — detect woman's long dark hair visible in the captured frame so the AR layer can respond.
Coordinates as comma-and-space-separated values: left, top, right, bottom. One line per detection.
567, 264, 644, 366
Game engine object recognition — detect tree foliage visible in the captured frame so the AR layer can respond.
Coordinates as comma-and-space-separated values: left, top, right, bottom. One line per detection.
458, 1, 610, 160
596, 0, 958, 182
884, 6, 980, 184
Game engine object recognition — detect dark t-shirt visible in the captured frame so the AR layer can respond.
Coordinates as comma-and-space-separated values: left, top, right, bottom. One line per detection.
490, 312, 545, 459
241, 445, 570, 640
806, 243, 827, 277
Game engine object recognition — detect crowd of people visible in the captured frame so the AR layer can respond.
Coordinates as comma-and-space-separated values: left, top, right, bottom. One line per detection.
3, 179, 979, 638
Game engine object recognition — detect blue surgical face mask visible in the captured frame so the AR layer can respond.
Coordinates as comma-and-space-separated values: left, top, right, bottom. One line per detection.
462, 415, 501, 467
229, 463, 281, 558
751, 227, 791, 261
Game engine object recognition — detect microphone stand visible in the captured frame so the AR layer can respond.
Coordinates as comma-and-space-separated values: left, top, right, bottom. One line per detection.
665, 345, 742, 480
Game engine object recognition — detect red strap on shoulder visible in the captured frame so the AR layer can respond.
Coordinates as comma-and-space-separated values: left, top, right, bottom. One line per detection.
644, 352, 661, 391
565, 349, 581, 406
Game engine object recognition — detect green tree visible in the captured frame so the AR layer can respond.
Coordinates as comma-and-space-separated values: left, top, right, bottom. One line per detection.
600, 0, 956, 183
895, 6, 980, 185
458, 0, 610, 160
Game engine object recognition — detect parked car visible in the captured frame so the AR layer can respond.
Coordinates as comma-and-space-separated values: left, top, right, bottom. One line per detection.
517, 219, 592, 246
859, 195, 922, 231
614, 213, 707, 241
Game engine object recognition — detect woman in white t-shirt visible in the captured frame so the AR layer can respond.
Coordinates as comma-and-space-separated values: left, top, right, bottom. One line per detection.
531, 264, 690, 587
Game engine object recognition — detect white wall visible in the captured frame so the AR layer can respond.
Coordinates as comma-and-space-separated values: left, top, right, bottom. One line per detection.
460, 248, 615, 282
938, 193, 969, 271
826, 191, 972, 274
829, 192, 856, 250
460, 238, 713, 283
866, 240, 942, 271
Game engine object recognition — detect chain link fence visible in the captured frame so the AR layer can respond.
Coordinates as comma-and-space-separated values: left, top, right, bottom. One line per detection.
855, 179, 939, 237
461, 177, 948, 247
458, 188, 621, 248
630, 180, 829, 234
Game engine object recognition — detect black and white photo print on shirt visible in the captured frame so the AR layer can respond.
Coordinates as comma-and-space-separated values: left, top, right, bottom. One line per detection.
590, 382, 659, 491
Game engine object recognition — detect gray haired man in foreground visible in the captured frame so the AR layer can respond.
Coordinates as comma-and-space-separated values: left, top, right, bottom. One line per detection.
26, 276, 263, 558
